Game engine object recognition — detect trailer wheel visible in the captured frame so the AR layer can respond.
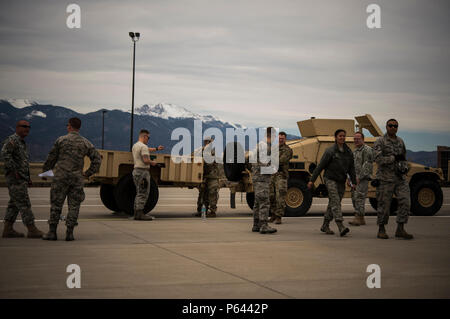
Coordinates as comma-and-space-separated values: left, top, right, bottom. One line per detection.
114, 173, 159, 216
246, 192, 255, 210
100, 183, 120, 212
285, 178, 312, 217
223, 142, 246, 181
410, 179, 443, 216
369, 197, 398, 215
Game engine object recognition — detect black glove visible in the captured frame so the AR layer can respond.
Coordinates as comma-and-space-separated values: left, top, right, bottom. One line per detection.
395, 154, 406, 161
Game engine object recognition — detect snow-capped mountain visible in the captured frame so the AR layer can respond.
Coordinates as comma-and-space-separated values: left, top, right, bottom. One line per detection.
1, 98, 38, 108
136, 103, 202, 120
0, 99, 434, 166
25, 110, 47, 119
136, 103, 241, 128
0, 99, 250, 161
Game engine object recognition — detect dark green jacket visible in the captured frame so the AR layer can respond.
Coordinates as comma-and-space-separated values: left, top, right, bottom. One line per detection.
310, 143, 357, 184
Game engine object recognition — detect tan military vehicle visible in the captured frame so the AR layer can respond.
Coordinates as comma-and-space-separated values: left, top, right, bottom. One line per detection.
85, 114, 444, 217
223, 114, 445, 217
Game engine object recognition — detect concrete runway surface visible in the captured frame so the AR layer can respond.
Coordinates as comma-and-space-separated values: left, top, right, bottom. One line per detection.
0, 187, 449, 298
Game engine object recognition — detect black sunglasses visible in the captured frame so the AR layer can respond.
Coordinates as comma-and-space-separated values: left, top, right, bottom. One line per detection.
387, 124, 398, 128
19, 125, 31, 128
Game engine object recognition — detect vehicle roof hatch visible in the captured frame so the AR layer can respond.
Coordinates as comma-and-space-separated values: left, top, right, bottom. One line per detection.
355, 114, 383, 137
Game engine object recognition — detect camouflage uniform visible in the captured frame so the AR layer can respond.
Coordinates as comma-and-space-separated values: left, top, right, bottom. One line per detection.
43, 132, 101, 228
252, 169, 271, 226
197, 182, 208, 212
133, 168, 151, 212
1, 134, 35, 225
324, 177, 346, 223
251, 141, 277, 230
201, 143, 220, 214
193, 146, 207, 213
311, 143, 357, 223
270, 143, 293, 218
374, 134, 410, 225
351, 144, 374, 217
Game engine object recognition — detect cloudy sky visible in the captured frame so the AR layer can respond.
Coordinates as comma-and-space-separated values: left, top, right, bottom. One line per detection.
0, 0, 449, 150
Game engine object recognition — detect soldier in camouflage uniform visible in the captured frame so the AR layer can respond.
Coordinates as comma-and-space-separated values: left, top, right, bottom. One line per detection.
194, 138, 210, 216
374, 119, 413, 239
250, 127, 277, 234
203, 138, 220, 217
269, 132, 293, 224
42, 117, 101, 241
348, 131, 373, 226
194, 137, 220, 217
1, 120, 44, 238
308, 129, 356, 237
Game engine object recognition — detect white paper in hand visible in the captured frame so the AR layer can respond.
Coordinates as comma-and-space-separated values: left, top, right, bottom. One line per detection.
39, 170, 54, 177
347, 173, 353, 187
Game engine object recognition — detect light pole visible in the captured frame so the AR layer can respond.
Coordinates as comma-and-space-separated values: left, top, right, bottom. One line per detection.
102, 110, 107, 149
129, 31, 140, 151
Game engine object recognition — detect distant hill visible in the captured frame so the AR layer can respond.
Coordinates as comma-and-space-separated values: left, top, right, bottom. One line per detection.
406, 150, 437, 168
0, 99, 298, 161
0, 99, 439, 167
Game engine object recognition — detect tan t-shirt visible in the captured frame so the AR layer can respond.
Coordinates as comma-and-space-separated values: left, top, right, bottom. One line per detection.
132, 141, 150, 169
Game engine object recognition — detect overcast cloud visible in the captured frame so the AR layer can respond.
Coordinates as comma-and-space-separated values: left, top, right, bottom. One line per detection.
0, 0, 449, 150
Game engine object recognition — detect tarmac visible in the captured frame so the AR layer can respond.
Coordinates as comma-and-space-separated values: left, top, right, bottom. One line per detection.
0, 187, 449, 299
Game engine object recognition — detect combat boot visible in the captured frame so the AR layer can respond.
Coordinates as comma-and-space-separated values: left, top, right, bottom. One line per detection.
194, 205, 202, 217
336, 221, 350, 237
134, 210, 155, 221
348, 215, 361, 226
395, 223, 413, 240
252, 219, 260, 232
273, 217, 282, 225
2, 221, 25, 238
320, 220, 334, 235
66, 226, 75, 241
206, 211, 216, 218
268, 216, 276, 223
359, 216, 366, 225
42, 224, 58, 241
26, 223, 44, 238
377, 224, 389, 239
259, 224, 277, 234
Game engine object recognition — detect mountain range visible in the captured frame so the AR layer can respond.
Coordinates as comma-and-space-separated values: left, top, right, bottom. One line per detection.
0, 99, 438, 167
0, 99, 295, 162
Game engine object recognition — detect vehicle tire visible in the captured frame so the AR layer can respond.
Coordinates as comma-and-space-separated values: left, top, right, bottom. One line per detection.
246, 192, 255, 210
223, 142, 246, 182
114, 173, 159, 216
100, 183, 120, 212
410, 179, 443, 216
369, 198, 377, 211
285, 178, 313, 217
369, 197, 398, 216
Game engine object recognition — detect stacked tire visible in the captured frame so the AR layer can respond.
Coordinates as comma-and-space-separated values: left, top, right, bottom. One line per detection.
99, 173, 159, 215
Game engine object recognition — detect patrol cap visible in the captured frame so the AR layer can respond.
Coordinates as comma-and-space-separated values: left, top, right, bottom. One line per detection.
203, 136, 213, 142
